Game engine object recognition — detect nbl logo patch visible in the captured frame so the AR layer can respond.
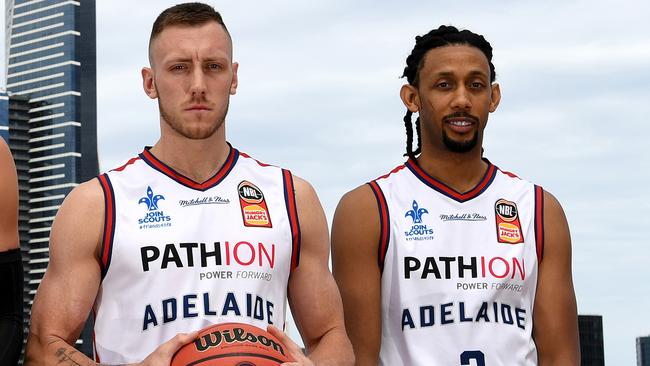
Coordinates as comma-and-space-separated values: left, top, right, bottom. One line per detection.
494, 199, 524, 244
238, 181, 272, 228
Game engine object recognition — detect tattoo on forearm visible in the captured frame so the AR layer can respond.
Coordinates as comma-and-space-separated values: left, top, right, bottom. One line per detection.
55, 348, 85, 366
53, 346, 125, 366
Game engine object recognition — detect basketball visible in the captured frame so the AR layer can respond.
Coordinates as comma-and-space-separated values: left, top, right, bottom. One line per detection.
171, 323, 294, 366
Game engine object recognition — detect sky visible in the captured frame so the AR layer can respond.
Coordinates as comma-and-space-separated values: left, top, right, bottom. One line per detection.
3, 0, 650, 363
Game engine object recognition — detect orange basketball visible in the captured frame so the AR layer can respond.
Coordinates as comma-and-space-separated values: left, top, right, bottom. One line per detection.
171, 323, 294, 366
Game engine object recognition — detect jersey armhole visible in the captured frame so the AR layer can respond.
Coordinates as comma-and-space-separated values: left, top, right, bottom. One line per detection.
282, 169, 301, 272
97, 174, 116, 279
534, 185, 545, 264
368, 181, 390, 274
91, 308, 100, 363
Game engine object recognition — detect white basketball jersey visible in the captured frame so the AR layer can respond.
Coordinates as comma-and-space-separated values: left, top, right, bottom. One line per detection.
92, 145, 300, 364
371, 158, 544, 366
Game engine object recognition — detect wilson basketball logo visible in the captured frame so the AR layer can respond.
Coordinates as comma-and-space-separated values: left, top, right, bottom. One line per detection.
171, 323, 294, 365
494, 199, 523, 244
194, 326, 286, 356
238, 181, 272, 228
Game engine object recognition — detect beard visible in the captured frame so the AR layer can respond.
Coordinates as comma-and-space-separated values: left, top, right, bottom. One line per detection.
442, 129, 479, 153
441, 111, 481, 153
158, 95, 228, 140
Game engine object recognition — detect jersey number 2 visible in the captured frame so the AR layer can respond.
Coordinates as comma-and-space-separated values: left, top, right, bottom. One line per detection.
460, 350, 485, 366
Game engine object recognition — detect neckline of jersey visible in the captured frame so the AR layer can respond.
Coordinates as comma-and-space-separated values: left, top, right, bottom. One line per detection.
405, 157, 497, 203
139, 143, 239, 191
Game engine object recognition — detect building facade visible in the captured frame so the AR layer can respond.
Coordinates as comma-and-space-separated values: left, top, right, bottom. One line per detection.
0, 92, 12, 238
4, 0, 97, 358
578, 314, 605, 366
0, 91, 8, 139
639, 336, 650, 366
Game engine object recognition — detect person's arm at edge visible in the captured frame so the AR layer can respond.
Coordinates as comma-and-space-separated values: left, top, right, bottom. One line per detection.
280, 176, 354, 365
331, 185, 382, 366
0, 138, 19, 250
25, 179, 105, 366
533, 190, 580, 365
24, 179, 196, 366
0, 138, 23, 366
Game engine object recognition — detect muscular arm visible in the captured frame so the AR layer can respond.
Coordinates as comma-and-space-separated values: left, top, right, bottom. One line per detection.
331, 185, 382, 366
24, 180, 195, 366
25, 180, 105, 366
286, 176, 354, 365
533, 191, 580, 365
0, 139, 23, 366
0, 139, 19, 251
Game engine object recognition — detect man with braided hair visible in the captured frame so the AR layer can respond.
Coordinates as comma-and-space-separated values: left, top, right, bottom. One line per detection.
332, 25, 580, 365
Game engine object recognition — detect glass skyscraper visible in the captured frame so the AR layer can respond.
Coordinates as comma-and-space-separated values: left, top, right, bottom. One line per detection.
639, 336, 650, 366
578, 314, 605, 366
4, 0, 97, 358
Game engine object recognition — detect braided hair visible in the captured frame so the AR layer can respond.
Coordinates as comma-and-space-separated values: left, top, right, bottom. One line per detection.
401, 25, 496, 160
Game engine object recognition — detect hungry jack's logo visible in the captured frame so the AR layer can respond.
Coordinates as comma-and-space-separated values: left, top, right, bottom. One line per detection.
238, 181, 272, 228
494, 199, 524, 244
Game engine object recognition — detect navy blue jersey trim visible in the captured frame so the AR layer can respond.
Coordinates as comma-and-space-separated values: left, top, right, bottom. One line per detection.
97, 174, 116, 279
282, 169, 301, 271
368, 181, 390, 273
405, 158, 497, 203
534, 185, 545, 263
139, 143, 239, 192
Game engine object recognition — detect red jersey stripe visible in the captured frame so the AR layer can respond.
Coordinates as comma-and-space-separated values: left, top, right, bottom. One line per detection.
405, 158, 497, 202
97, 174, 116, 278
240, 151, 273, 167
139, 145, 238, 191
282, 170, 301, 271
369, 181, 390, 272
376, 164, 406, 181
534, 185, 545, 263
111, 156, 140, 172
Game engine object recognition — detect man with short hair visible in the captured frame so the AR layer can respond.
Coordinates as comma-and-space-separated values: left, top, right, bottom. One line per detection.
0, 138, 23, 365
332, 25, 580, 365
26, 3, 353, 365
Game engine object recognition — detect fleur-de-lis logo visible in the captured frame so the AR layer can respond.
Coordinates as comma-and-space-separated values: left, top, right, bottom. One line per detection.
139, 186, 165, 211
405, 200, 428, 224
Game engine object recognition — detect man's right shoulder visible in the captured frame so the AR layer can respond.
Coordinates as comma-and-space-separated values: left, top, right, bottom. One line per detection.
56, 178, 106, 228
333, 183, 383, 240
337, 183, 376, 214
48, 177, 106, 261
66, 177, 104, 204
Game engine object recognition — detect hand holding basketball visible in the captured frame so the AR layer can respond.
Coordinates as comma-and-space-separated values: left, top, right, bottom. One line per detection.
134, 331, 198, 366
171, 323, 296, 365
267, 325, 315, 366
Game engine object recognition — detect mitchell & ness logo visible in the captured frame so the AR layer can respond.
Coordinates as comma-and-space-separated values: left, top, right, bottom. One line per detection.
439, 213, 487, 222
138, 186, 172, 229
179, 195, 230, 207
404, 200, 434, 241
